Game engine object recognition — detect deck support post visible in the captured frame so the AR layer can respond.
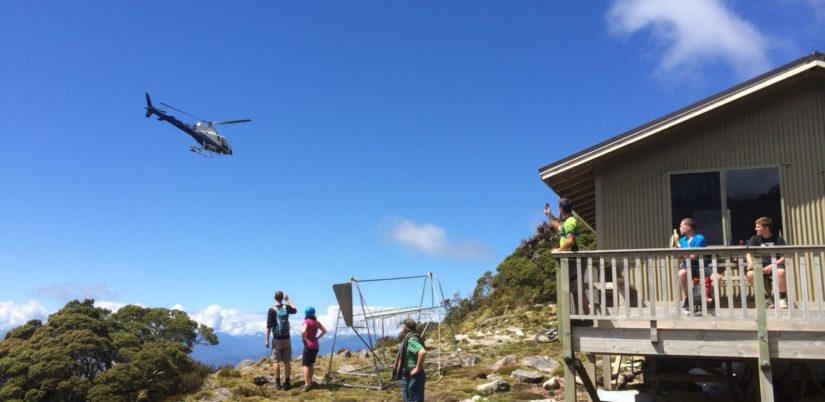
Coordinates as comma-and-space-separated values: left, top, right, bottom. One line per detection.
559, 257, 578, 402
753, 259, 775, 402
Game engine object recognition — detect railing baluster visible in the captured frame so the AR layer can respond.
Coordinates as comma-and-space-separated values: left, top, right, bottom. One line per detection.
635, 257, 643, 318
660, 256, 669, 319
800, 256, 810, 319
786, 254, 797, 319
737, 257, 748, 318
672, 255, 682, 317
611, 257, 618, 317
623, 257, 630, 318
724, 255, 735, 319
771, 254, 779, 319
686, 256, 695, 317
648, 258, 656, 318
813, 255, 824, 319
599, 258, 607, 316
699, 257, 707, 316
576, 257, 583, 317
588, 257, 595, 319
712, 255, 721, 318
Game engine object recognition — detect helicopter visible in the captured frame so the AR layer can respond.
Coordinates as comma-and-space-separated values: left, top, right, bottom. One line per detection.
144, 93, 250, 156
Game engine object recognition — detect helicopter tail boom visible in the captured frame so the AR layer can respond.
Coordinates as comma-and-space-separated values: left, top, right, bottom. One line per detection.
144, 93, 155, 118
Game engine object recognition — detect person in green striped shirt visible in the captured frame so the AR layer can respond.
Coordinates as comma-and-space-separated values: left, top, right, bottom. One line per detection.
547, 198, 591, 322
392, 318, 426, 401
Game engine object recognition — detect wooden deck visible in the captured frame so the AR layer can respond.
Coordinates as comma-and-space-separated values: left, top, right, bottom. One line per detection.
555, 246, 825, 402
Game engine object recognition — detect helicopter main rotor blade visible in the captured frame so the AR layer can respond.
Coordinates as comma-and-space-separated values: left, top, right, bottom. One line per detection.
212, 119, 252, 125
159, 102, 208, 122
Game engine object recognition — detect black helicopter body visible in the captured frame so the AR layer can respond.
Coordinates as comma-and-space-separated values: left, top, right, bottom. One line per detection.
144, 93, 249, 156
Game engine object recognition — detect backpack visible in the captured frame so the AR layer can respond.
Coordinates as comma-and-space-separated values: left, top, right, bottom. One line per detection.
272, 306, 290, 337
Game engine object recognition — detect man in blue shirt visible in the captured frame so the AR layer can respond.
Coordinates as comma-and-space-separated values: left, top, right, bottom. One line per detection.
675, 218, 710, 312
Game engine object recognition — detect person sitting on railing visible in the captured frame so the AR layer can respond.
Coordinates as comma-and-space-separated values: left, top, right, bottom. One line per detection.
546, 198, 591, 321
674, 218, 713, 313
745, 216, 788, 309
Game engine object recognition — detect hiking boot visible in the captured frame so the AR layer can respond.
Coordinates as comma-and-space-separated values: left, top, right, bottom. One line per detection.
283, 380, 291, 391
302, 383, 312, 392
778, 298, 789, 309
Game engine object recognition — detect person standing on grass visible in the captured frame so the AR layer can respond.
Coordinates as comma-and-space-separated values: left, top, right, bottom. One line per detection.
393, 318, 426, 402
300, 306, 327, 392
265, 291, 297, 390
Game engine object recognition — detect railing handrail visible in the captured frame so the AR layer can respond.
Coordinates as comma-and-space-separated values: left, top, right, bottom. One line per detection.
553, 244, 825, 258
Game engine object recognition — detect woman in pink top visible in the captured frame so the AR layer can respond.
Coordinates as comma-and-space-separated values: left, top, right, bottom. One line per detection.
301, 306, 327, 392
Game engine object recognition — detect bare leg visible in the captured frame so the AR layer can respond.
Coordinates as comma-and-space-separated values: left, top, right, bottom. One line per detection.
284, 361, 291, 382
678, 269, 688, 300
303, 365, 310, 386
273, 362, 280, 382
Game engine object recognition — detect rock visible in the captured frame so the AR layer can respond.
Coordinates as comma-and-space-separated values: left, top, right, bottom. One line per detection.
459, 354, 481, 366
455, 334, 470, 342
336, 348, 351, 355
543, 377, 561, 390
236, 359, 255, 369
359, 350, 370, 359
491, 355, 518, 371
487, 374, 502, 381
338, 364, 358, 373
507, 326, 525, 337
340, 350, 352, 358
520, 355, 560, 373
425, 338, 435, 347
510, 369, 544, 383
476, 379, 510, 395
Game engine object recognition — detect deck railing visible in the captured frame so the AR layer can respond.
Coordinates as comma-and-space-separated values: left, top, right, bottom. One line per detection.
557, 245, 825, 322
555, 245, 825, 402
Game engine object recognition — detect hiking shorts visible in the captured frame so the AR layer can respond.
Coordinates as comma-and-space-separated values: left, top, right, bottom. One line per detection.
271, 338, 291, 363
302, 348, 319, 366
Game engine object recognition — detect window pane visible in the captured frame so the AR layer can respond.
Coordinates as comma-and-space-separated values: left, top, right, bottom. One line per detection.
726, 168, 781, 245
670, 172, 723, 245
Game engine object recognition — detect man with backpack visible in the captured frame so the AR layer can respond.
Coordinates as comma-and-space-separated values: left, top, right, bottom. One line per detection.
265, 291, 297, 390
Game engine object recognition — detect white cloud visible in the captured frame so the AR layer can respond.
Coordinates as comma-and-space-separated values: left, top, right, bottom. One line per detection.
190, 305, 267, 336
383, 218, 494, 261
35, 283, 118, 302
606, 0, 772, 78
93, 300, 133, 312
0, 300, 48, 332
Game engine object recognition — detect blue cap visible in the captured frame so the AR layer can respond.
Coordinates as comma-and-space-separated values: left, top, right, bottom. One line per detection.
305, 306, 316, 316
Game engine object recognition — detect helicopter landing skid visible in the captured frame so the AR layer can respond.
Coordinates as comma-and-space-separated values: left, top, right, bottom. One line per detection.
190, 146, 213, 158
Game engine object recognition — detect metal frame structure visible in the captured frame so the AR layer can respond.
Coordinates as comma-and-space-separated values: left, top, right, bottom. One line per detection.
325, 272, 459, 390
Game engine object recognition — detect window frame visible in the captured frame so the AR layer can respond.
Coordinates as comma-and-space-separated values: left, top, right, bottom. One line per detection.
665, 164, 784, 246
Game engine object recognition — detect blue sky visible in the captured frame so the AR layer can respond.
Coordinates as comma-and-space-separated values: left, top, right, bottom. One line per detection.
2, 0, 824, 336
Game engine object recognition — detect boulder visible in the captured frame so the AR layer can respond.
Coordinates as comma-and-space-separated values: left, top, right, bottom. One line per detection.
340, 350, 352, 358
338, 364, 358, 373
358, 350, 371, 359
510, 369, 544, 383
491, 355, 518, 371
543, 377, 561, 390
476, 379, 510, 395
520, 355, 560, 373
336, 348, 351, 355
459, 354, 481, 366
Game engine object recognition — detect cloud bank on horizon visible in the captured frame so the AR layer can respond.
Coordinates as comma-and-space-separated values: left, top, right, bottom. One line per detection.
607, 0, 773, 78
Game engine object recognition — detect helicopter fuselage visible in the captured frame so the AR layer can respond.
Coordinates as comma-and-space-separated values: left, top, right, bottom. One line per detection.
145, 94, 233, 155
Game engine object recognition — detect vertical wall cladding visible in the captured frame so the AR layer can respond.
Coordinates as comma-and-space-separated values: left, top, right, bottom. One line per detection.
595, 76, 825, 250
